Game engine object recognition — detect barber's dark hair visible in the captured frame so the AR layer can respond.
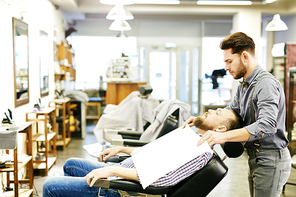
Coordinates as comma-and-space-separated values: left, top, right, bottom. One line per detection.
220, 32, 255, 56
228, 110, 244, 130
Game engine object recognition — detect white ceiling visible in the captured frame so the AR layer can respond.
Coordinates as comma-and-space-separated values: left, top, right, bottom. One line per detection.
48, 0, 296, 23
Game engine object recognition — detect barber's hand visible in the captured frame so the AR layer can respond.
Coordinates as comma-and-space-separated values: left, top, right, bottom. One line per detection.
86, 167, 115, 187
182, 116, 196, 129
197, 130, 227, 147
100, 147, 122, 161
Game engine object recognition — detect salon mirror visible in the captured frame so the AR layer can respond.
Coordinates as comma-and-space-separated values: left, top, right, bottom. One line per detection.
39, 30, 49, 97
13, 17, 29, 107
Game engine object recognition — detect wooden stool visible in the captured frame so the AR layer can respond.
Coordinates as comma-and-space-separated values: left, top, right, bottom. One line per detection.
86, 97, 102, 123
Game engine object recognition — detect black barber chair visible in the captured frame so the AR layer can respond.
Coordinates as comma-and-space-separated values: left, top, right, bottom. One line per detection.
109, 109, 179, 147
94, 142, 244, 197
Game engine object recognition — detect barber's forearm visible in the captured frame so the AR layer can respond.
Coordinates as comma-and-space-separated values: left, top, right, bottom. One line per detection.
111, 166, 139, 181
224, 128, 251, 142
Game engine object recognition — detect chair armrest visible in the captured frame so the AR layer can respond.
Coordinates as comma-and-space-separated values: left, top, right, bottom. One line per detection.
107, 129, 143, 140
93, 178, 171, 195
111, 139, 149, 147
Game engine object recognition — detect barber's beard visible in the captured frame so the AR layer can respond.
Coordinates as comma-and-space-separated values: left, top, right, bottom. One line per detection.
193, 115, 213, 131
233, 59, 247, 80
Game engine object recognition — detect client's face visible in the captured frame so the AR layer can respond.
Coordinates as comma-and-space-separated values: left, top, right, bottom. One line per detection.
193, 108, 235, 131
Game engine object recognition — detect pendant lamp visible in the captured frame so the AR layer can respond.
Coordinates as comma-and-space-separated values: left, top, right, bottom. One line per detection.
109, 20, 131, 31
265, 14, 288, 31
106, 5, 134, 20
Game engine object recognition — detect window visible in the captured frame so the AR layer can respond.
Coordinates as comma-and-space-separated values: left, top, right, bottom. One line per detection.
71, 36, 138, 90
201, 37, 233, 106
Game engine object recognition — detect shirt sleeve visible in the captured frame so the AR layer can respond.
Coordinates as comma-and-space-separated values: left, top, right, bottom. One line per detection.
245, 77, 281, 141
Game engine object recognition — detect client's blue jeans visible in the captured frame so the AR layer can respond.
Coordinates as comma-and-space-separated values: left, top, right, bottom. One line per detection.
43, 158, 122, 197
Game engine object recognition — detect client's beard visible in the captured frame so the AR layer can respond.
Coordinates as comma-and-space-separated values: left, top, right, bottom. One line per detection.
193, 116, 213, 131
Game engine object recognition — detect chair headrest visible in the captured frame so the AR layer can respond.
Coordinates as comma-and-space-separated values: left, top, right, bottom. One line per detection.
138, 85, 153, 96
220, 142, 244, 158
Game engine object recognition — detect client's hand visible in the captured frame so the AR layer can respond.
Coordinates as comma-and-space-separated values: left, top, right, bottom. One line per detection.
86, 167, 114, 187
100, 147, 123, 161
182, 116, 196, 129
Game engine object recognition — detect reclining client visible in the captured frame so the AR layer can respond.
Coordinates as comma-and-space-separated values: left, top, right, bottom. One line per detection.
43, 108, 243, 197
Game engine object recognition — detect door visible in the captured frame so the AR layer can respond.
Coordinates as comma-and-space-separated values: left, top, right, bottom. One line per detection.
140, 46, 199, 114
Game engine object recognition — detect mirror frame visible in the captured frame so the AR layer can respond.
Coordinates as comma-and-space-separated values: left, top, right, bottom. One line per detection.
39, 30, 49, 97
13, 17, 29, 108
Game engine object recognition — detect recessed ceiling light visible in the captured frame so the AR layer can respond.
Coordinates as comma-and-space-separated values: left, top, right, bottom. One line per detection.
197, 1, 252, 5
136, 0, 180, 4
266, 0, 277, 3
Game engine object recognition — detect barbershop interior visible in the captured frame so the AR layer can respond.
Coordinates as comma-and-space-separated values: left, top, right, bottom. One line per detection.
1, 0, 296, 196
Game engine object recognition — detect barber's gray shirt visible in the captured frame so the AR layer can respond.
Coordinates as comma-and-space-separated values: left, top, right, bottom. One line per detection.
227, 66, 289, 149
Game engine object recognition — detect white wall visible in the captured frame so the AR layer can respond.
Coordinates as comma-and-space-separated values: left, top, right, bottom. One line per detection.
0, 0, 66, 123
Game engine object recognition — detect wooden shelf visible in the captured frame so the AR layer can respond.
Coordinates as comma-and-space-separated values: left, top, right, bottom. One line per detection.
33, 157, 56, 170
0, 189, 33, 197
86, 115, 100, 119
32, 133, 56, 142
49, 98, 71, 151
26, 107, 57, 176
0, 156, 32, 172
56, 137, 71, 147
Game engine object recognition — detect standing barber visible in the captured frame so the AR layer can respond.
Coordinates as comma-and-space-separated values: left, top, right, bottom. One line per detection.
184, 32, 291, 197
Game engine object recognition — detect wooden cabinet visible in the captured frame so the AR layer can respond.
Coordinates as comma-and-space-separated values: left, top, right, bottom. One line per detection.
106, 81, 146, 105
0, 122, 33, 197
57, 41, 76, 82
26, 108, 57, 176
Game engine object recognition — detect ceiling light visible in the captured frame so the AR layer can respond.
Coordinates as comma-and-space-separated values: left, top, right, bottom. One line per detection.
135, 0, 180, 4
265, 14, 288, 31
109, 20, 131, 31
197, 1, 252, 5
100, 0, 135, 5
107, 5, 134, 20
266, 0, 277, 3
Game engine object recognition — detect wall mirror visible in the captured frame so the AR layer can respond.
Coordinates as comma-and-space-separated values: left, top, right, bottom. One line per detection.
39, 30, 49, 97
13, 17, 29, 107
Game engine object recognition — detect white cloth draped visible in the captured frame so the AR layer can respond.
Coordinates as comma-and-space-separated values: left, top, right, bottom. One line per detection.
93, 91, 160, 144
139, 99, 191, 142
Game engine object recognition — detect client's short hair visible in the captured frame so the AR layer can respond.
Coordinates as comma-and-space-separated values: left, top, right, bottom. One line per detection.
227, 110, 244, 130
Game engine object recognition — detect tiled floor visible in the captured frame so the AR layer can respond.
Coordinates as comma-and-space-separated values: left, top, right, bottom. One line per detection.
32, 123, 296, 197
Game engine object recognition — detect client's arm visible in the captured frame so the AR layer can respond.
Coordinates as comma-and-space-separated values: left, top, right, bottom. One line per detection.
87, 166, 139, 187
100, 146, 137, 161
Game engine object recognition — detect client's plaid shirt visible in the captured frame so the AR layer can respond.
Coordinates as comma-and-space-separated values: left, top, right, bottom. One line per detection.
117, 151, 213, 187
